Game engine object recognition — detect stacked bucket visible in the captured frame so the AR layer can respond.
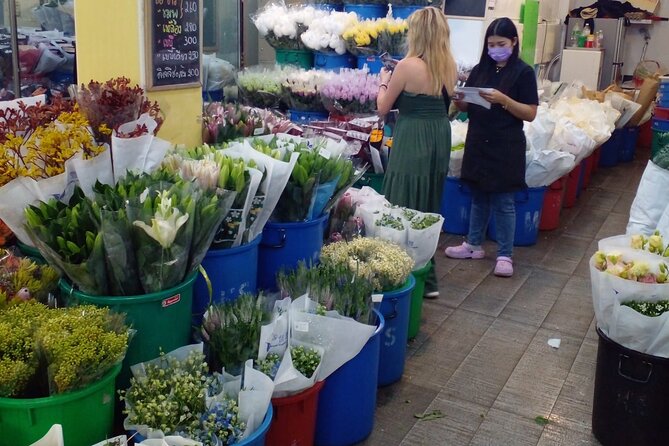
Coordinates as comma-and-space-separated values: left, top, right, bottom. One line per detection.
652, 76, 669, 163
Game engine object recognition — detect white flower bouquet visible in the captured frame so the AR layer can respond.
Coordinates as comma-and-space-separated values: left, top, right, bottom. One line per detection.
282, 69, 334, 111
252, 2, 326, 50
300, 11, 357, 55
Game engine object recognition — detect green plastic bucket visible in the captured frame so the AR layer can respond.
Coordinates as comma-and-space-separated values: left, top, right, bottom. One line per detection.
275, 49, 314, 69
354, 172, 384, 193
0, 363, 120, 446
408, 262, 431, 339
60, 272, 197, 390
17, 241, 46, 264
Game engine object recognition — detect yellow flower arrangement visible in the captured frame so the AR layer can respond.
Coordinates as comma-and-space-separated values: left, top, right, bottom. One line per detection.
0, 109, 105, 187
342, 17, 408, 56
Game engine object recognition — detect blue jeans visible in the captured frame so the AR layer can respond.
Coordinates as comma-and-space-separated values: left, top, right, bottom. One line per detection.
467, 189, 515, 258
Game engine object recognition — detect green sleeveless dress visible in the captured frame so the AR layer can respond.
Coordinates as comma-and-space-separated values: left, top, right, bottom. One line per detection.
382, 92, 451, 214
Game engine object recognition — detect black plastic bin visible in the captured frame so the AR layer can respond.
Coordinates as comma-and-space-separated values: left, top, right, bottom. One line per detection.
593, 327, 669, 446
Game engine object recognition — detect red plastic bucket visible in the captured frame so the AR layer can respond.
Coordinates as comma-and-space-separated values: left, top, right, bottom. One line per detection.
539, 178, 565, 231
563, 163, 582, 209
655, 107, 669, 121
266, 380, 325, 446
592, 146, 602, 174
582, 152, 595, 189
638, 120, 653, 149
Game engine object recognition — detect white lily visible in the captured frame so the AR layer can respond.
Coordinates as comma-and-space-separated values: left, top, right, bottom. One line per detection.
133, 191, 190, 249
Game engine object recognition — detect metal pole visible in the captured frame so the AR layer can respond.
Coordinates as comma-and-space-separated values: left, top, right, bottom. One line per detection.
8, 0, 20, 97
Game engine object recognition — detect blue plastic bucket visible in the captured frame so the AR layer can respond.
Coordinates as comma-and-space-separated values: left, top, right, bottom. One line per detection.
391, 5, 422, 19
258, 214, 328, 291
599, 128, 622, 167
487, 187, 546, 246
343, 3, 387, 19
314, 3, 344, 11
378, 275, 415, 387
440, 177, 472, 235
289, 109, 329, 124
357, 55, 384, 74
653, 118, 669, 132
131, 404, 273, 445
202, 89, 224, 102
193, 235, 261, 322
238, 404, 273, 446
619, 126, 639, 162
313, 52, 356, 71
315, 309, 384, 446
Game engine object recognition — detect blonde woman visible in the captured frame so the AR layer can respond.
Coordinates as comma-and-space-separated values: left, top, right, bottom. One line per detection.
377, 6, 457, 298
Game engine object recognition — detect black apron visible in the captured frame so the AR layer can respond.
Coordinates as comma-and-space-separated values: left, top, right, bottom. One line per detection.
461, 60, 531, 193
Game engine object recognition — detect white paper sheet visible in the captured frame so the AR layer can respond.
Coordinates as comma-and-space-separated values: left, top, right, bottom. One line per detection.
455, 87, 493, 109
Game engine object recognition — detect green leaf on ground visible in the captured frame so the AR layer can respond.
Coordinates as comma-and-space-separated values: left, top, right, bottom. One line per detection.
534, 416, 550, 426
414, 410, 446, 421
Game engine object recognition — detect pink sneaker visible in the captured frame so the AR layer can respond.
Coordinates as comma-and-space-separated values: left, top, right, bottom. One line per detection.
494, 256, 513, 277
444, 242, 485, 259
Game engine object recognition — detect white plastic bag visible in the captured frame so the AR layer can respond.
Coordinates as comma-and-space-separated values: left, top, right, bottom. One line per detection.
525, 149, 575, 188
525, 105, 556, 151
548, 117, 597, 163
448, 149, 464, 178
406, 213, 444, 270
590, 250, 669, 357
29, 425, 64, 446
626, 160, 669, 236
272, 340, 324, 398
289, 295, 376, 380
111, 114, 172, 181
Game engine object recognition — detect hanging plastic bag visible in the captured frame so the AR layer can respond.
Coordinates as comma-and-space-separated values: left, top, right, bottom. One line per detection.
289, 295, 376, 380
626, 160, 669, 236
272, 340, 324, 398
406, 212, 444, 270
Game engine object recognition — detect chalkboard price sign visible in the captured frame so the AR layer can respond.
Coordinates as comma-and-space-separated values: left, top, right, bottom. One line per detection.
145, 0, 202, 90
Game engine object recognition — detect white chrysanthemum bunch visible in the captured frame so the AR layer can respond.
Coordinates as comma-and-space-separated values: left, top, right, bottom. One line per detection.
301, 11, 358, 55
253, 4, 327, 49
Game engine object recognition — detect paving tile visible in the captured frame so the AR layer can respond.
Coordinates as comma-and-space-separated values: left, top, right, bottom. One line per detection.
595, 212, 629, 240
493, 329, 581, 420
572, 240, 598, 278
562, 207, 609, 239
570, 339, 598, 378
361, 381, 441, 445
514, 233, 559, 267
585, 318, 598, 342
437, 284, 472, 309
549, 367, 596, 434
403, 309, 494, 391
400, 395, 487, 446
439, 259, 494, 293
537, 423, 602, 446
458, 265, 531, 317
542, 276, 595, 338
500, 269, 570, 327
406, 306, 455, 356
585, 187, 622, 213
540, 235, 592, 275
442, 318, 537, 407
612, 192, 636, 215
468, 407, 545, 446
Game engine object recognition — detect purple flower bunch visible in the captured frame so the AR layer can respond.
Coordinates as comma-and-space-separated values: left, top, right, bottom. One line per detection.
320, 68, 381, 116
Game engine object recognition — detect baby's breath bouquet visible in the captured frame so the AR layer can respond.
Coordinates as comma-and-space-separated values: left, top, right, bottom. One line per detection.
320, 237, 414, 291
0, 302, 129, 398
121, 347, 245, 445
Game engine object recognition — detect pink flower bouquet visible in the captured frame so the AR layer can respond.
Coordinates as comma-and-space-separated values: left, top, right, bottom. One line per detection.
320, 68, 380, 117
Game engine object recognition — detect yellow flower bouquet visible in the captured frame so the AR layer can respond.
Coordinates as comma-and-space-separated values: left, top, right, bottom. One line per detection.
342, 17, 408, 56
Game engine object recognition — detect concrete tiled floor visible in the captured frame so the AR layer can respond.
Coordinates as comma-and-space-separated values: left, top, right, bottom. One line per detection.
362, 150, 648, 446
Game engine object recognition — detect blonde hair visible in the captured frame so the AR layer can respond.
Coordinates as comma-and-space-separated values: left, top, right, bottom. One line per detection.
406, 7, 458, 96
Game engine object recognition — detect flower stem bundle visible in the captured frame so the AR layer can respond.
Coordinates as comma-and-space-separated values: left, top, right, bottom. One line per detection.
202, 293, 271, 375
